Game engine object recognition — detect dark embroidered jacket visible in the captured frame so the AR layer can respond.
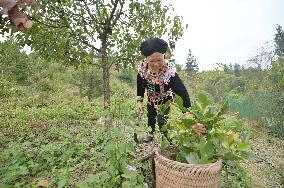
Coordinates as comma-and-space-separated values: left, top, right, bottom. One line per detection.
137, 60, 191, 109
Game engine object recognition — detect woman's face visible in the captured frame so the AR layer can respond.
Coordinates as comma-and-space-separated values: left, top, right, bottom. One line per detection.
146, 52, 165, 76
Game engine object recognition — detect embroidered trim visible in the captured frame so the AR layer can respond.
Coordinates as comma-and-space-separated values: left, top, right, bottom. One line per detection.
137, 60, 176, 109
147, 86, 173, 108
137, 60, 176, 85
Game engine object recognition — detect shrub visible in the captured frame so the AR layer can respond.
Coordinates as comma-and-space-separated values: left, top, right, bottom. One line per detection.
117, 69, 134, 85
0, 40, 31, 85
0, 77, 14, 98
72, 65, 103, 100
160, 93, 252, 164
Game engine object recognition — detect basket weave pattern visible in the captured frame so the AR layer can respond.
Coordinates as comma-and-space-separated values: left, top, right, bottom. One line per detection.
154, 152, 222, 188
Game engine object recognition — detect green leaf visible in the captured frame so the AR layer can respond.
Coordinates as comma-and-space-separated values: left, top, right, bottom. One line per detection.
211, 137, 220, 146
160, 140, 167, 150
224, 152, 242, 161
112, 127, 122, 138
197, 93, 211, 108
228, 134, 235, 145
219, 99, 229, 115
125, 143, 134, 153
174, 95, 183, 107
121, 173, 131, 179
18, 166, 29, 175
58, 178, 68, 188
204, 106, 217, 119
174, 95, 189, 112
86, 174, 97, 183
199, 140, 208, 163
199, 139, 214, 163
191, 101, 204, 120
118, 143, 126, 155
236, 142, 250, 151
222, 116, 241, 129
159, 100, 171, 114
160, 124, 167, 131
181, 118, 196, 127
105, 143, 115, 153
204, 140, 215, 159
185, 152, 199, 164
221, 141, 230, 149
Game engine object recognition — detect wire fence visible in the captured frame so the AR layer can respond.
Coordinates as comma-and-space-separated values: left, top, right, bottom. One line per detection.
228, 91, 284, 138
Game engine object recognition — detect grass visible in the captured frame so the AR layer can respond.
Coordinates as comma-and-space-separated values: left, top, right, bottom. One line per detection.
1, 57, 283, 187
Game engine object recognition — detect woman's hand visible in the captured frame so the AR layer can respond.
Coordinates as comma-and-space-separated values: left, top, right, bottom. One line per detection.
183, 112, 206, 135
137, 101, 144, 114
194, 123, 206, 136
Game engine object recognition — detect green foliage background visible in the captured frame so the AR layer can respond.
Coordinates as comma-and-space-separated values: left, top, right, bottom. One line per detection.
0, 24, 284, 187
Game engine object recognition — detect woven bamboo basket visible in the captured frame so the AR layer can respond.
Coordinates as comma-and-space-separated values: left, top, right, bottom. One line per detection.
154, 151, 223, 188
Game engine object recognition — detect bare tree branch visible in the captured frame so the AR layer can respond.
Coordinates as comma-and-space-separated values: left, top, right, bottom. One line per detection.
107, 0, 119, 25
74, 34, 101, 52
83, 1, 101, 32
111, 1, 124, 28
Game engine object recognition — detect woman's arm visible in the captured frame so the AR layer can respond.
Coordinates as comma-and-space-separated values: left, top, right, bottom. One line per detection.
137, 73, 145, 100
169, 73, 191, 108
137, 73, 145, 114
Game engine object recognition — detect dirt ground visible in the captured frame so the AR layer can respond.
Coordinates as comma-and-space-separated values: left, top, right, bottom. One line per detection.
244, 123, 284, 188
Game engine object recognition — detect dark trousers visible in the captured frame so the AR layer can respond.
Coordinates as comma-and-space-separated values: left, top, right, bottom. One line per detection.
147, 103, 170, 136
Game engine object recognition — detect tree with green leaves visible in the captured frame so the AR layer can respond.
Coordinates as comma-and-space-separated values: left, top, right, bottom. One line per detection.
1, 0, 185, 108
274, 24, 284, 56
233, 63, 241, 77
229, 63, 233, 71
223, 64, 230, 73
185, 49, 198, 73
269, 56, 284, 90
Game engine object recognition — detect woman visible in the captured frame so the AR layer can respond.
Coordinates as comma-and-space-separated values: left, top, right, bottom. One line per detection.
137, 38, 205, 142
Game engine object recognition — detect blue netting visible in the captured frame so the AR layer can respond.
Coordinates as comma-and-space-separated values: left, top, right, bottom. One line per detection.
228, 91, 284, 138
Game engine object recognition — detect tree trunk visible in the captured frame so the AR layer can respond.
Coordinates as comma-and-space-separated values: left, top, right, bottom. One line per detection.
101, 38, 110, 109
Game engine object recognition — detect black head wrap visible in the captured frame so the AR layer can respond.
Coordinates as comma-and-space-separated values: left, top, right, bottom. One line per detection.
140, 38, 168, 57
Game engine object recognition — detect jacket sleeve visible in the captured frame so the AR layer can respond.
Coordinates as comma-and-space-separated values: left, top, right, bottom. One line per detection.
137, 73, 145, 99
169, 73, 191, 108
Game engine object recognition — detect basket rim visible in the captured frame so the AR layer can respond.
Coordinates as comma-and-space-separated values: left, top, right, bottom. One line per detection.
154, 148, 223, 168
